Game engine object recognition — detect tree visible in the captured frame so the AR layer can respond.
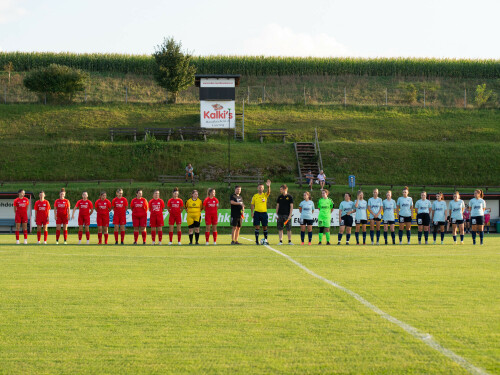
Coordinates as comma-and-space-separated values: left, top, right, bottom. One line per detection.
23, 64, 88, 103
3, 62, 14, 85
153, 37, 196, 104
474, 84, 496, 109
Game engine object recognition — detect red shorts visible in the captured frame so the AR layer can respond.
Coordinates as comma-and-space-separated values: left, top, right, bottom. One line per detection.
113, 212, 127, 225
56, 215, 69, 225
205, 212, 218, 226
78, 215, 91, 226
36, 216, 49, 226
150, 214, 164, 227
15, 212, 28, 224
132, 215, 147, 228
168, 213, 182, 225
97, 214, 110, 227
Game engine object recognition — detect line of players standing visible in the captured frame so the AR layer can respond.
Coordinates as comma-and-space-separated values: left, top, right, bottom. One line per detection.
12, 184, 488, 246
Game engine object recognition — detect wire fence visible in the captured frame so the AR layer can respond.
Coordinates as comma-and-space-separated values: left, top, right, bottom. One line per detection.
1, 81, 499, 109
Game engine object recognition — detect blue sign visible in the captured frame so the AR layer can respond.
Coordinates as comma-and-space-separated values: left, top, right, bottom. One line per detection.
348, 175, 355, 188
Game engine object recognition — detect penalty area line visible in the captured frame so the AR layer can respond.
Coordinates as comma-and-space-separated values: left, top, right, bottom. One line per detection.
240, 237, 490, 375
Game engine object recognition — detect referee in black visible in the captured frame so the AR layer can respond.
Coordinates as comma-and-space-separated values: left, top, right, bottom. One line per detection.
230, 186, 244, 245
276, 184, 294, 245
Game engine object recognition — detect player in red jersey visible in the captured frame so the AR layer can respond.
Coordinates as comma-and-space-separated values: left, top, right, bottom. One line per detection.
111, 188, 128, 245
54, 188, 71, 244
13, 189, 30, 244
203, 188, 219, 245
131, 189, 148, 245
34, 191, 50, 244
167, 187, 184, 245
149, 190, 165, 245
95, 191, 112, 245
72, 191, 94, 245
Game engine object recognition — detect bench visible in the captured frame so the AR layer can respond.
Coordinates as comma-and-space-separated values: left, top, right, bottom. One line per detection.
144, 128, 173, 141
178, 127, 211, 141
0, 219, 16, 233
296, 177, 334, 189
224, 175, 264, 186
110, 128, 139, 142
258, 128, 287, 143
158, 175, 199, 185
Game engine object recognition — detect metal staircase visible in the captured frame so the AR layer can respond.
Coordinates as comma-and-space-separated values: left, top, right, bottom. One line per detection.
294, 129, 324, 179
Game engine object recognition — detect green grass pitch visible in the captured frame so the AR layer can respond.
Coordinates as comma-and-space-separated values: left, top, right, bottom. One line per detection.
0, 234, 498, 374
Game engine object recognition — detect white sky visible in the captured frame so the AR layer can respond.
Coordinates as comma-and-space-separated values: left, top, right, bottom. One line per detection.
0, 0, 499, 59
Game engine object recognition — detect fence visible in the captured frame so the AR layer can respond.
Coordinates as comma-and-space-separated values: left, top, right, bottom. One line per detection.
1, 78, 499, 109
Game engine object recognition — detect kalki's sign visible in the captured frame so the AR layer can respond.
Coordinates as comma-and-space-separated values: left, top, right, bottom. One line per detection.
200, 101, 235, 128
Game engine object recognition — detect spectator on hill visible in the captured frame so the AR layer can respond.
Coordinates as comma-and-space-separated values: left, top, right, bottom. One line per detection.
317, 170, 326, 190
185, 163, 194, 183
305, 170, 314, 191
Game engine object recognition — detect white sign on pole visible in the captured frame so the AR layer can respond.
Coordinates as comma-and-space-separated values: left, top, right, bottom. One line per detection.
200, 100, 235, 129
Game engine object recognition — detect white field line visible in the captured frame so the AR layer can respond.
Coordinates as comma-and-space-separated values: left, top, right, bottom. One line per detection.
241, 237, 490, 375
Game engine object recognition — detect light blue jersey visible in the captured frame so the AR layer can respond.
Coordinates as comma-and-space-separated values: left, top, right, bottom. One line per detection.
339, 201, 355, 217
382, 199, 396, 221
368, 197, 383, 219
299, 200, 315, 220
469, 198, 486, 217
449, 200, 465, 221
432, 200, 447, 222
354, 199, 368, 221
415, 199, 432, 214
397, 196, 413, 217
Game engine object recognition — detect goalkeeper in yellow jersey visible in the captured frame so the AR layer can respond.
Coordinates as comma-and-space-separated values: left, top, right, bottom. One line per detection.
185, 190, 203, 245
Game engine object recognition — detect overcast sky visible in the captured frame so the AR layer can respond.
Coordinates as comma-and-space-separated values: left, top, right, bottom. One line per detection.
1, 0, 499, 59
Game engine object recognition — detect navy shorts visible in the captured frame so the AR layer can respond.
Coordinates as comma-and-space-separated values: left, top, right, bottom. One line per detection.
340, 215, 353, 227
399, 216, 412, 223
470, 216, 484, 226
253, 211, 268, 226
417, 213, 430, 226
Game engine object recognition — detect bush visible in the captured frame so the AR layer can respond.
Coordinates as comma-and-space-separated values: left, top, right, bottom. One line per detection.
474, 83, 497, 108
23, 64, 89, 103
403, 83, 418, 105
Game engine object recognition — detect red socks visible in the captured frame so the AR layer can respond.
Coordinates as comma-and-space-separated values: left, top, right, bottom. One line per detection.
104, 233, 108, 244
177, 231, 182, 242
158, 231, 163, 242
24, 230, 28, 239
151, 231, 156, 242
86, 231, 90, 241
64, 230, 68, 241
56, 230, 60, 241
114, 231, 119, 242
213, 232, 217, 243
37, 231, 41, 241
78, 231, 83, 240
134, 231, 139, 243
15, 231, 19, 241
205, 232, 210, 242
169, 232, 173, 242
98, 233, 102, 243
121, 231, 125, 242
142, 231, 147, 243
44, 231, 48, 242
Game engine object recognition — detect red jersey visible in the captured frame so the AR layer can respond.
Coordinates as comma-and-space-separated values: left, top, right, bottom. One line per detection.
94, 199, 112, 215
131, 197, 148, 216
167, 198, 184, 216
112, 197, 129, 215
75, 199, 93, 216
203, 197, 219, 214
54, 199, 70, 217
14, 197, 30, 216
34, 200, 50, 219
149, 199, 165, 216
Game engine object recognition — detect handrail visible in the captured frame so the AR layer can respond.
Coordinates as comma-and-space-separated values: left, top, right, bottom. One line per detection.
315, 128, 324, 172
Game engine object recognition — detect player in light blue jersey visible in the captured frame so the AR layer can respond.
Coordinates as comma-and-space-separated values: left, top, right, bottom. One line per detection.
449, 191, 465, 244
396, 186, 413, 244
354, 191, 368, 245
431, 192, 447, 244
414, 191, 432, 245
368, 189, 383, 245
338, 193, 355, 245
299, 191, 315, 245
469, 189, 486, 245
382, 191, 397, 245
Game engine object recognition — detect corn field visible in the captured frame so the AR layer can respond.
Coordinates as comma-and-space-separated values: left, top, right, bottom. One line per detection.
1, 52, 499, 78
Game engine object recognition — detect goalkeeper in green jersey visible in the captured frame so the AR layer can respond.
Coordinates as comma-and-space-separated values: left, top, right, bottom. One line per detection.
317, 189, 334, 245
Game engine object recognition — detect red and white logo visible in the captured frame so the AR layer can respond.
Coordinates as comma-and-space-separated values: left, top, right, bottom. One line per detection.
212, 104, 223, 111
